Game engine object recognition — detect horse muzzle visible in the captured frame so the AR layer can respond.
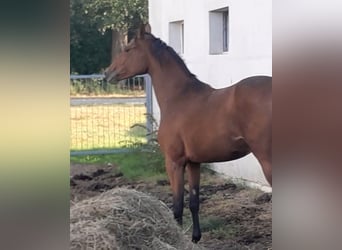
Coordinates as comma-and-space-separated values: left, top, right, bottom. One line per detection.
104, 69, 118, 82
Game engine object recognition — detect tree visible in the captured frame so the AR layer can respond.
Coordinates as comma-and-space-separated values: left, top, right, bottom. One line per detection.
70, 0, 148, 74
70, 0, 112, 74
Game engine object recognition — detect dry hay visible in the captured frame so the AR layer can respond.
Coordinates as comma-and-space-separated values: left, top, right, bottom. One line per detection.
70, 188, 205, 250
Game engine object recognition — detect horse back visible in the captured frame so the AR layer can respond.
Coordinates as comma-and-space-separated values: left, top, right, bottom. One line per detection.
232, 75, 272, 138
235, 75, 271, 96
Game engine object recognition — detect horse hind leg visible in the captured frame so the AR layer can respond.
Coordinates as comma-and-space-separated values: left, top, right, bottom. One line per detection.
257, 158, 272, 186
247, 138, 272, 186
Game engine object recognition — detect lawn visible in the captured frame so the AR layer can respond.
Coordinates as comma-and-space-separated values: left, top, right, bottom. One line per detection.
70, 104, 147, 150
70, 150, 165, 181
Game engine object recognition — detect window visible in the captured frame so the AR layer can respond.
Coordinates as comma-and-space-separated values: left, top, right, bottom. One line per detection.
169, 21, 184, 54
209, 7, 229, 54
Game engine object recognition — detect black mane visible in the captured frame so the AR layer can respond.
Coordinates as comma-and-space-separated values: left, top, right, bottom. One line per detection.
145, 33, 196, 78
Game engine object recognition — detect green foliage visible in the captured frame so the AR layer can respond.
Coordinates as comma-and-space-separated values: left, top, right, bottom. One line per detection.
70, 0, 148, 74
117, 113, 165, 178
129, 113, 160, 147
70, 0, 112, 74
126, 123, 147, 138
70, 77, 145, 96
70, 79, 105, 95
85, 0, 148, 37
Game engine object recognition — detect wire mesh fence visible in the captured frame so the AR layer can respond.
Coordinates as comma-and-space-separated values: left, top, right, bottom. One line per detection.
70, 75, 152, 155
70, 74, 146, 97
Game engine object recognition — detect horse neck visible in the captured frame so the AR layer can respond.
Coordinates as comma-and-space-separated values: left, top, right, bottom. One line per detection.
146, 53, 203, 111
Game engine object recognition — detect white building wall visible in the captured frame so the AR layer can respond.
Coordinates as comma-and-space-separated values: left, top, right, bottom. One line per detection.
149, 0, 272, 190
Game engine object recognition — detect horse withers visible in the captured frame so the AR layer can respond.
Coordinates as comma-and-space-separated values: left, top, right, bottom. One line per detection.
104, 24, 272, 243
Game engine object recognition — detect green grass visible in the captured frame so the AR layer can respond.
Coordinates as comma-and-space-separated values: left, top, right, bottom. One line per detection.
210, 226, 238, 240
70, 104, 146, 150
200, 215, 226, 232
70, 102, 164, 180
199, 215, 237, 239
182, 213, 237, 240
71, 149, 165, 180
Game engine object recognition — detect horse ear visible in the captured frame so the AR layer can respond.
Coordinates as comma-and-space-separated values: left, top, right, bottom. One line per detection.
137, 24, 145, 38
145, 23, 151, 33
137, 23, 151, 39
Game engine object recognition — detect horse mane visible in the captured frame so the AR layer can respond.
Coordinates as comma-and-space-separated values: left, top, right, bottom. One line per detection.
145, 33, 196, 78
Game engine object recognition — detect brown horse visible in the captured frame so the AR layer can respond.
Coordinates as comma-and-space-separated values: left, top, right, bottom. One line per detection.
105, 24, 272, 243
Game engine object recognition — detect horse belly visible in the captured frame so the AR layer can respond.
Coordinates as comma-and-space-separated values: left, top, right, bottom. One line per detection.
185, 135, 250, 163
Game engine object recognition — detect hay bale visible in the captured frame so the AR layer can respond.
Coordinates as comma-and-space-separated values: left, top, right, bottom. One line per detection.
70, 188, 205, 250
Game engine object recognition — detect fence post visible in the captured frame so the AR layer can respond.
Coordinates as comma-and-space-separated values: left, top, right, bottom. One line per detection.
145, 74, 153, 140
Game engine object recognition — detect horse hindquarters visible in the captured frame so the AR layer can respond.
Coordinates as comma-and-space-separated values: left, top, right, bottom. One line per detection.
236, 78, 272, 186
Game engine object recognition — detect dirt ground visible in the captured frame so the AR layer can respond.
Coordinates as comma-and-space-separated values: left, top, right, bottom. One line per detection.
70, 163, 272, 250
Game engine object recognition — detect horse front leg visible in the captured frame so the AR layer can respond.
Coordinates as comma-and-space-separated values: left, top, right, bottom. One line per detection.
186, 162, 202, 243
165, 157, 185, 225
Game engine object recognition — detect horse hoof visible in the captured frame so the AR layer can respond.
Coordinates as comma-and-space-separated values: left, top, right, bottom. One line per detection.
192, 238, 198, 244
192, 234, 201, 243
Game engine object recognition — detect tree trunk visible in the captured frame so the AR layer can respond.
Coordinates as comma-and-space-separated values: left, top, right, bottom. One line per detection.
111, 29, 127, 62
